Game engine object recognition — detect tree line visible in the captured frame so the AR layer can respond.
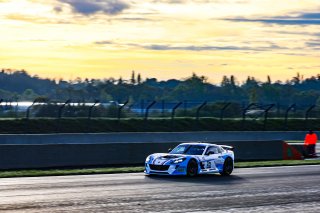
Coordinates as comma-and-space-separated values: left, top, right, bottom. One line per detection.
1, 69, 320, 106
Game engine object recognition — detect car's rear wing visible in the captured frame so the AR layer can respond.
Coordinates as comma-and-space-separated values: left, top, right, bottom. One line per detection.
221, 145, 234, 151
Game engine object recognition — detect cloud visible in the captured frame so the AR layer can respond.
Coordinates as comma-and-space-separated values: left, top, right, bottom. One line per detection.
151, 0, 186, 3
115, 17, 152, 21
5, 14, 71, 24
300, 13, 320, 19
139, 44, 284, 51
150, 0, 247, 3
94, 41, 285, 52
59, 0, 129, 15
224, 12, 320, 25
95, 40, 113, 45
53, 6, 63, 13
305, 39, 320, 47
142, 44, 247, 51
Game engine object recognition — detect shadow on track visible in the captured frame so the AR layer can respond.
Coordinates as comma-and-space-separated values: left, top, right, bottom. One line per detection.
144, 174, 245, 185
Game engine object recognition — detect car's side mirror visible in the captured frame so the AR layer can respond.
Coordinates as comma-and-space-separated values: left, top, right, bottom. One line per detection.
168, 148, 172, 152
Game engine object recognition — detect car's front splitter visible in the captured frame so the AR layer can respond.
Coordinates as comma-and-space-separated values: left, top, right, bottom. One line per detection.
145, 164, 187, 176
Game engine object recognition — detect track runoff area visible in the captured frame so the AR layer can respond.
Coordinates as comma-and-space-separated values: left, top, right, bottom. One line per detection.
0, 165, 319, 212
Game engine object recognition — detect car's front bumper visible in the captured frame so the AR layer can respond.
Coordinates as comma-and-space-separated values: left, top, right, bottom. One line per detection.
144, 163, 187, 175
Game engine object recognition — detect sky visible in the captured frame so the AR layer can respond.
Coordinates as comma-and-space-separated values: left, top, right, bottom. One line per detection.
0, 0, 320, 84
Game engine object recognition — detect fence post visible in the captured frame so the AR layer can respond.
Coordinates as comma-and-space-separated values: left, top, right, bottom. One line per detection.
284, 104, 296, 130
0, 99, 3, 112
241, 103, 257, 130
88, 100, 99, 119
26, 99, 38, 119
184, 100, 188, 116
305, 104, 316, 129
263, 104, 275, 130
118, 100, 129, 121
276, 102, 280, 117
127, 103, 134, 118
305, 104, 316, 121
56, 99, 71, 133
140, 100, 145, 117
14, 98, 19, 118
171, 102, 183, 120
58, 99, 71, 119
242, 103, 256, 122
196, 101, 207, 121
171, 102, 183, 130
220, 102, 231, 122
144, 101, 156, 120
161, 100, 165, 117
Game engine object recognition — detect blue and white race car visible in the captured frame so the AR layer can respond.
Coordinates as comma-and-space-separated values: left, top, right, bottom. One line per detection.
145, 143, 234, 176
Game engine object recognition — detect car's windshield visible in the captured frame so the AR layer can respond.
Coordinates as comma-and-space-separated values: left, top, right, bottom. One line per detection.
170, 145, 206, 155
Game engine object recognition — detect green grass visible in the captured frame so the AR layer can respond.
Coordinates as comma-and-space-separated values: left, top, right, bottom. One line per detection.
0, 166, 144, 178
286, 140, 304, 143
0, 118, 320, 133
1, 160, 320, 178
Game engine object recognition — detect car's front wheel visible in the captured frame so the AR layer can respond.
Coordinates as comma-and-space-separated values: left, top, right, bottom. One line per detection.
187, 159, 198, 177
220, 157, 233, 176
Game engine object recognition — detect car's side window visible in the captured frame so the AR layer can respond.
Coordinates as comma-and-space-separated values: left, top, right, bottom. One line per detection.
205, 146, 219, 155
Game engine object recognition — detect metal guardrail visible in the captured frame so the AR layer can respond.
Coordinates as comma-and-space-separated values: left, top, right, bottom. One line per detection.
0, 99, 319, 123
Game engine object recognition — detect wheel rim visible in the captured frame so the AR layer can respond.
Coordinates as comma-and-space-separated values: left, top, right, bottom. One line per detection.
225, 159, 233, 174
188, 161, 197, 176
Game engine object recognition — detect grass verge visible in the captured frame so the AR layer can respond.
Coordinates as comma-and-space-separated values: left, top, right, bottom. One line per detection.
1, 118, 320, 133
0, 167, 144, 178
1, 160, 320, 178
286, 140, 304, 143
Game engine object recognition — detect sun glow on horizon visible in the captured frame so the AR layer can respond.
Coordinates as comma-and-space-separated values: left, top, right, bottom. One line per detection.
0, 0, 319, 83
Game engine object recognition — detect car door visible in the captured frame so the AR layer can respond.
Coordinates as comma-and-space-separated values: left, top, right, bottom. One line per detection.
202, 146, 222, 170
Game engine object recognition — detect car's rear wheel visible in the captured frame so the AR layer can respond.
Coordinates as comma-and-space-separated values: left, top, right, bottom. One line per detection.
187, 159, 198, 177
220, 157, 233, 176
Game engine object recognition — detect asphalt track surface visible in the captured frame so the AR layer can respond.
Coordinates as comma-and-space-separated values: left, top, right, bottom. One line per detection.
0, 165, 320, 213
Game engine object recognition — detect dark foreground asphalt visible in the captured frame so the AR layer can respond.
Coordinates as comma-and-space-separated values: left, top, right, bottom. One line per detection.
0, 165, 320, 213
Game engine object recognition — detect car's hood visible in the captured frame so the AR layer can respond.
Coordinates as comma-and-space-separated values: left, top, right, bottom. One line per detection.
148, 153, 186, 165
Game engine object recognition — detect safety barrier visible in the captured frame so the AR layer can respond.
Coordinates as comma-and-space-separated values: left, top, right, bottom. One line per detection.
0, 140, 298, 170
0, 131, 307, 145
287, 143, 308, 158
283, 143, 303, 160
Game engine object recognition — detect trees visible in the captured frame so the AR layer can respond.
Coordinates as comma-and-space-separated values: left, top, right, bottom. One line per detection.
137, 73, 142, 85
99, 89, 113, 102
130, 70, 136, 85
170, 73, 209, 101
0, 69, 319, 107
21, 89, 38, 101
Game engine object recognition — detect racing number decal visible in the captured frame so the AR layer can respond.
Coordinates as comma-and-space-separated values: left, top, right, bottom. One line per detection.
207, 161, 211, 168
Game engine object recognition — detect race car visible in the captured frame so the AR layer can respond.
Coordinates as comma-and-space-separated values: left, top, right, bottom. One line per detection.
145, 142, 234, 176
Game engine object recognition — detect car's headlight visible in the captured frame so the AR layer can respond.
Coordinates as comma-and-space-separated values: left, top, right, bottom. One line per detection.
146, 155, 152, 162
172, 158, 186, 164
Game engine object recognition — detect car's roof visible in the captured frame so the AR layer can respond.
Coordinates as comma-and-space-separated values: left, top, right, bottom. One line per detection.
179, 142, 217, 146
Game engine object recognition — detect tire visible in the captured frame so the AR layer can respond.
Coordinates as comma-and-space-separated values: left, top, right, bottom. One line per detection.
187, 159, 198, 177
220, 157, 233, 176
